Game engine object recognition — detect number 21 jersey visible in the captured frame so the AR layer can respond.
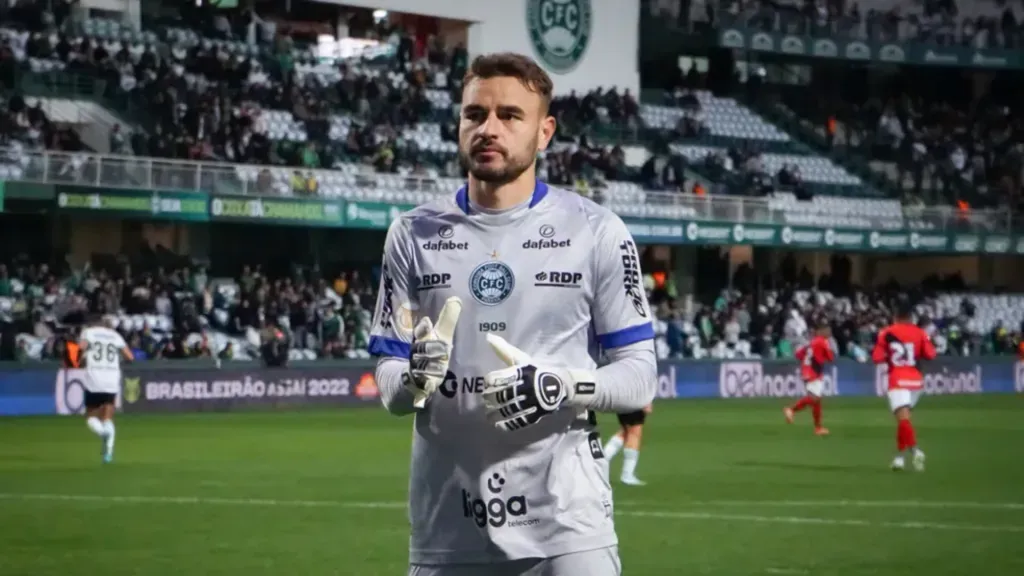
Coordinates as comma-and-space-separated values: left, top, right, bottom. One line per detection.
872, 323, 936, 390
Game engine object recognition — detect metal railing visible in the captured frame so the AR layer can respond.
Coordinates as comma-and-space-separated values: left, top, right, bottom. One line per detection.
2, 148, 1014, 232
617, 189, 1012, 233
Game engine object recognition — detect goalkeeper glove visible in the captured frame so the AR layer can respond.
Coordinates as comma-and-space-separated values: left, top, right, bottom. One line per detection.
481, 334, 596, 432
403, 296, 462, 409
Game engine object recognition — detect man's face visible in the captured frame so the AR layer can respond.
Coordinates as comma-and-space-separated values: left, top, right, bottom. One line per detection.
458, 76, 554, 184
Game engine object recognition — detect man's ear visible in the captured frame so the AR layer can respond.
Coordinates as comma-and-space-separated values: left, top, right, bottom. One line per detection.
538, 114, 556, 152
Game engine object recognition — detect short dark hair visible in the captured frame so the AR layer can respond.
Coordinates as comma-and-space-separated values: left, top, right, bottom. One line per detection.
463, 52, 554, 112
894, 297, 915, 320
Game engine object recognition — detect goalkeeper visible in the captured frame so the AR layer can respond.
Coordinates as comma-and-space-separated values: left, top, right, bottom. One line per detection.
368, 52, 657, 576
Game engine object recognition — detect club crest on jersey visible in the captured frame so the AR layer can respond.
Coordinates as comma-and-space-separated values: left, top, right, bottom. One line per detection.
469, 261, 515, 306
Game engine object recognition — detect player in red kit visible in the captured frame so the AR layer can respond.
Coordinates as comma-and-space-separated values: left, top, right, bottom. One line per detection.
784, 321, 834, 436
872, 300, 936, 472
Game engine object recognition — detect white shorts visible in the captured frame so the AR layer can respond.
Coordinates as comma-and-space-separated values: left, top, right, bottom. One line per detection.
408, 546, 620, 576
804, 379, 824, 397
887, 388, 923, 412
85, 372, 122, 395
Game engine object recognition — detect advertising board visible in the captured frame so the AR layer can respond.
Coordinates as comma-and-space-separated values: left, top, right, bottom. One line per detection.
1, 358, 1019, 416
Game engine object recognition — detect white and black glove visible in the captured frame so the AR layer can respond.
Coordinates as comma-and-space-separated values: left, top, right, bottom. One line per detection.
403, 296, 462, 409
481, 334, 596, 432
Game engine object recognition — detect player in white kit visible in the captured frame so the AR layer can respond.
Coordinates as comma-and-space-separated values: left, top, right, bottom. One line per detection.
368, 53, 658, 576
79, 317, 133, 463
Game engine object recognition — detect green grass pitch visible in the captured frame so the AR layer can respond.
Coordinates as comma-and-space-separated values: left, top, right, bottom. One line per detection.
1, 396, 1022, 575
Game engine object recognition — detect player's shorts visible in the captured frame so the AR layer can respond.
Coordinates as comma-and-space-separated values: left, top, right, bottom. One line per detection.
85, 372, 122, 396
408, 545, 621, 576
84, 390, 117, 409
887, 388, 923, 413
803, 379, 824, 397
616, 410, 646, 427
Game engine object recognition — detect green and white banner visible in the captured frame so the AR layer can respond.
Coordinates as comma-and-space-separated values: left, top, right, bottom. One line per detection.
717, 27, 1022, 69
48, 185, 1024, 254
209, 195, 344, 227
54, 187, 208, 221
625, 219, 1024, 254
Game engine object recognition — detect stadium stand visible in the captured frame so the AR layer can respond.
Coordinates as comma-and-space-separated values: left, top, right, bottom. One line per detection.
1, 2, 1015, 231
702, 0, 1024, 217
0, 0, 1022, 365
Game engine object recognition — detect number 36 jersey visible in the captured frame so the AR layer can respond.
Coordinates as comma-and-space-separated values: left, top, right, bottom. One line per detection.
80, 326, 127, 394
368, 183, 656, 565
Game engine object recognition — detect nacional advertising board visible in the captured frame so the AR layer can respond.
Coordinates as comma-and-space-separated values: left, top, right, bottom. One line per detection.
706, 357, 1020, 399
718, 361, 840, 399
652, 357, 1023, 400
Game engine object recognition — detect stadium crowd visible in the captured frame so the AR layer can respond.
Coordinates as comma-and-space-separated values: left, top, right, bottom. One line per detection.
0, 1, 643, 191
0, 249, 377, 363
2, 247, 1022, 364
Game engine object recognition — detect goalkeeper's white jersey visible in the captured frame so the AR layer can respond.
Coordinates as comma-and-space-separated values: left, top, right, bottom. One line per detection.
369, 182, 655, 565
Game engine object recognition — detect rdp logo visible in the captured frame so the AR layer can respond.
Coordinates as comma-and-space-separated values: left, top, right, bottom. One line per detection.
462, 473, 529, 528
534, 271, 582, 287
415, 272, 452, 291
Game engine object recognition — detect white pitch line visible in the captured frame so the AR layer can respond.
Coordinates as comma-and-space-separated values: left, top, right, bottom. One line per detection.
0, 493, 407, 509
1, 493, 1023, 533
620, 499, 1024, 511
620, 509, 1024, 533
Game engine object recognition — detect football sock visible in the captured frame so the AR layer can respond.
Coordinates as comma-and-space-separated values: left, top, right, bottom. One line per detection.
791, 396, 813, 412
103, 420, 116, 452
898, 419, 916, 452
622, 448, 640, 478
87, 417, 105, 436
603, 435, 624, 459
811, 399, 823, 428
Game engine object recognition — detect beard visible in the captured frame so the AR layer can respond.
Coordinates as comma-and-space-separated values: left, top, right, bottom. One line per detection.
458, 136, 537, 184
